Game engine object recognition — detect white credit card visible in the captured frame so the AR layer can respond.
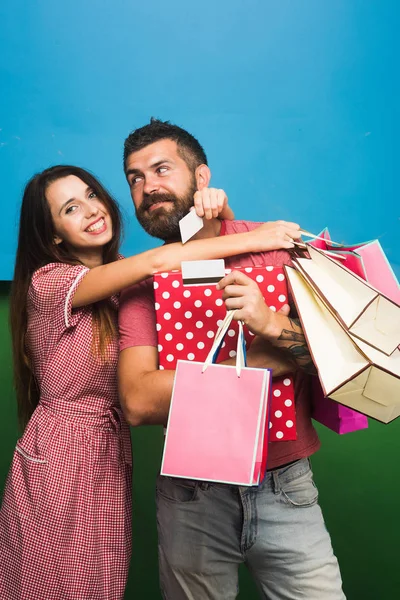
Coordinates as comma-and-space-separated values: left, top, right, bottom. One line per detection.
181, 259, 226, 286
179, 209, 204, 244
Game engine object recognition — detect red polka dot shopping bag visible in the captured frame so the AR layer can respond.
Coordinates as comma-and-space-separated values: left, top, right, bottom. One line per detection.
153, 265, 297, 442
161, 311, 272, 485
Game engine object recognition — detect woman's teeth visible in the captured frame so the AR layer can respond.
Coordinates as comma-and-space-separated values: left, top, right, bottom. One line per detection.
86, 218, 104, 232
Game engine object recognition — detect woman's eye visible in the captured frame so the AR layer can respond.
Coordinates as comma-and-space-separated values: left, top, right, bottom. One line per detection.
88, 191, 97, 199
65, 205, 77, 214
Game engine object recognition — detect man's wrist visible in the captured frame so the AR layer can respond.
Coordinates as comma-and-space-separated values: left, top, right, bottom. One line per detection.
261, 311, 289, 341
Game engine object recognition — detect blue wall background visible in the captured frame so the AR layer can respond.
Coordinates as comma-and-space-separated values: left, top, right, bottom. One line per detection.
1, 0, 398, 279
1, 2, 400, 599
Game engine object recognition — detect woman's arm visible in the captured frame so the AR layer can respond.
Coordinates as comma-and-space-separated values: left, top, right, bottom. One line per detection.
73, 220, 300, 308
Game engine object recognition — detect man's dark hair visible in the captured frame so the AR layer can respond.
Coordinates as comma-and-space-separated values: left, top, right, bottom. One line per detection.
123, 118, 208, 172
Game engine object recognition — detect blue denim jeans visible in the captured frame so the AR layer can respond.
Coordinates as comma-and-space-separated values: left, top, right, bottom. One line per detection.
156, 458, 346, 599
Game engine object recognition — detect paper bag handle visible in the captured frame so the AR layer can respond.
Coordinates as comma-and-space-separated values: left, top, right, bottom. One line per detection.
299, 230, 344, 247
202, 310, 246, 377
292, 230, 346, 260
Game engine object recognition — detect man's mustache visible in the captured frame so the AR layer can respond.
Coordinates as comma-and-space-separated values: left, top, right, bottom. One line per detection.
141, 193, 177, 212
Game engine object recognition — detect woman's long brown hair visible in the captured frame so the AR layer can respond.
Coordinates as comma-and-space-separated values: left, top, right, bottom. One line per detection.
10, 165, 122, 430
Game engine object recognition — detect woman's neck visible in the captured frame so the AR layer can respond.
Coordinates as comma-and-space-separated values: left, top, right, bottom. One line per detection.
73, 248, 104, 269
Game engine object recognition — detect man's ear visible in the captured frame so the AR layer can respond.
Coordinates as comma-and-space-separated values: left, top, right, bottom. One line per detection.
194, 164, 211, 191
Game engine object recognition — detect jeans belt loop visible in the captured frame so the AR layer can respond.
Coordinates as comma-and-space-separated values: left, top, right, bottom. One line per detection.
272, 470, 281, 495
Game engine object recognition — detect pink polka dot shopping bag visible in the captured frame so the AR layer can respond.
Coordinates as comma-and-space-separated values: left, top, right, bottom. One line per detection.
153, 265, 297, 442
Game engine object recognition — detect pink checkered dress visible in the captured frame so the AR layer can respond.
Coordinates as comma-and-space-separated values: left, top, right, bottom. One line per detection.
0, 263, 132, 600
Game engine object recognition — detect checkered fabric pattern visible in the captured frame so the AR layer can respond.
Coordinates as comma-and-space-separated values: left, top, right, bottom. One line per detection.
0, 263, 132, 600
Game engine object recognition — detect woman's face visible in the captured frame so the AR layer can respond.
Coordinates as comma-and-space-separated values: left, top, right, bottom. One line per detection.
46, 175, 113, 265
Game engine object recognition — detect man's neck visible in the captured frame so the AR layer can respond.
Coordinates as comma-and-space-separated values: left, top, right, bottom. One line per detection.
192, 218, 222, 241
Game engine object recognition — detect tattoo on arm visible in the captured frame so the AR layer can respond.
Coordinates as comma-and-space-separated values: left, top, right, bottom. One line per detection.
289, 317, 301, 330
277, 319, 317, 375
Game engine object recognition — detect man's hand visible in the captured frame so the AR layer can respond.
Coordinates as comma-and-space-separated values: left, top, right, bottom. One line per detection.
217, 270, 316, 374
217, 270, 282, 337
193, 188, 234, 220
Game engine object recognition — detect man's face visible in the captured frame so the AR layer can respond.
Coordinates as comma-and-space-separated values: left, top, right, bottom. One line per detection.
125, 139, 197, 241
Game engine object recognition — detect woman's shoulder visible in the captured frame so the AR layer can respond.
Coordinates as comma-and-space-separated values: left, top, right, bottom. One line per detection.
31, 262, 88, 283
29, 262, 89, 308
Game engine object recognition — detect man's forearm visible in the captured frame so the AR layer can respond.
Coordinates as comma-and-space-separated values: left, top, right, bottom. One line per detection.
223, 335, 296, 376
264, 315, 316, 375
119, 336, 295, 428
118, 366, 175, 427
216, 270, 315, 375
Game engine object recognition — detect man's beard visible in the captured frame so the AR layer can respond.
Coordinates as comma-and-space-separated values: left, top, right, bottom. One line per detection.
135, 182, 197, 242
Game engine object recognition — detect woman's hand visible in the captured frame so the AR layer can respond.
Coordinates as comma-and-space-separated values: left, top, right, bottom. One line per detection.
249, 220, 301, 252
193, 188, 234, 220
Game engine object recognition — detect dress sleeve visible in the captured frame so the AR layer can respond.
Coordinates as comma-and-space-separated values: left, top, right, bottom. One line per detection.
118, 278, 158, 351
29, 263, 90, 330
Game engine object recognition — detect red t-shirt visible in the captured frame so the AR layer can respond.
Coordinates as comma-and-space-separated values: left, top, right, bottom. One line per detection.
119, 220, 320, 469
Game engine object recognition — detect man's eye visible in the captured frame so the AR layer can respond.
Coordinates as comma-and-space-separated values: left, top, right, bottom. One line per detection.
130, 176, 142, 186
157, 167, 168, 174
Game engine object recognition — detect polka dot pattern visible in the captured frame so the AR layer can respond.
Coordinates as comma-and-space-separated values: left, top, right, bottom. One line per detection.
267, 376, 298, 441
153, 266, 296, 442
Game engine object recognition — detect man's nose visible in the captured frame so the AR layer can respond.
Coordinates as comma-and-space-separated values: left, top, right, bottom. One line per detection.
143, 174, 160, 195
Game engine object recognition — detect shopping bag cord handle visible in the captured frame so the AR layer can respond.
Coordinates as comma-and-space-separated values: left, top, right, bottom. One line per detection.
299, 230, 344, 247
202, 310, 246, 376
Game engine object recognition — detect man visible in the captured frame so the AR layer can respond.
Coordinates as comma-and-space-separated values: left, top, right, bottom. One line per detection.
118, 118, 346, 599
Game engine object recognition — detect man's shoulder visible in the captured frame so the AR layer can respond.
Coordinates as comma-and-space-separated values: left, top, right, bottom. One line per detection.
118, 276, 158, 351
223, 219, 262, 234
120, 277, 155, 310
223, 220, 293, 269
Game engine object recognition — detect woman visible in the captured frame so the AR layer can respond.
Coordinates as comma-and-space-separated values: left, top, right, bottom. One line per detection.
0, 165, 300, 599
